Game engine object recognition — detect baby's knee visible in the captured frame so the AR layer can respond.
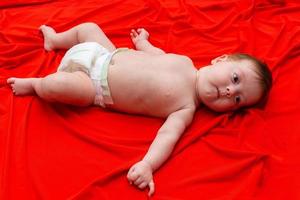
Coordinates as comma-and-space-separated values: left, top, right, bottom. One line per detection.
82, 22, 100, 31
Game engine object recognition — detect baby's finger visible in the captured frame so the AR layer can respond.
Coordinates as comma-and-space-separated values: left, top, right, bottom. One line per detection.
128, 165, 136, 174
134, 177, 143, 186
138, 181, 148, 189
148, 180, 155, 196
131, 29, 138, 37
127, 169, 138, 181
137, 28, 143, 33
131, 33, 136, 38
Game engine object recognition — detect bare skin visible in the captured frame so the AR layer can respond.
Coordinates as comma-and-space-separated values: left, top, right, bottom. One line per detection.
7, 23, 263, 196
7, 23, 198, 196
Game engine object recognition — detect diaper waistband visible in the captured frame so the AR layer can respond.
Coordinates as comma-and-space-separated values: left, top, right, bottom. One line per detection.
94, 47, 128, 107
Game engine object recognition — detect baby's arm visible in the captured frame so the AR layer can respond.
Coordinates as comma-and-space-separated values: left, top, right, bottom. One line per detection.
127, 107, 195, 196
130, 28, 165, 55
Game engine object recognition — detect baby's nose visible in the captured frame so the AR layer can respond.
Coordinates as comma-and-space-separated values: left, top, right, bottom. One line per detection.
226, 86, 237, 97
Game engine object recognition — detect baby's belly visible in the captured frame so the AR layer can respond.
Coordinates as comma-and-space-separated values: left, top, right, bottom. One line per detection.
107, 80, 180, 118
105, 50, 190, 117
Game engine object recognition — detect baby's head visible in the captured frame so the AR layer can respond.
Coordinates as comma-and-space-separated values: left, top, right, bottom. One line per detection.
196, 53, 272, 112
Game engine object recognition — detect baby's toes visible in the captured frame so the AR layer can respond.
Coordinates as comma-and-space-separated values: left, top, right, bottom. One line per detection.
10, 85, 16, 94
7, 77, 16, 84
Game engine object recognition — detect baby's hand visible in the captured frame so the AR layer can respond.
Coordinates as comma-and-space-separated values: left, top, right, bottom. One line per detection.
130, 28, 149, 45
127, 160, 155, 196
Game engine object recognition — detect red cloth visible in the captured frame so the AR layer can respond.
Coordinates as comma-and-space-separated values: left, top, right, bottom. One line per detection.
1, 0, 300, 199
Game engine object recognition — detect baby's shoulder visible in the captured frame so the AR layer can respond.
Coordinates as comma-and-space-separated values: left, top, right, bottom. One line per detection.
163, 53, 194, 69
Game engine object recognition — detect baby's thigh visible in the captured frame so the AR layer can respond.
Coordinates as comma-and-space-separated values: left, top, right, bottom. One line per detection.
43, 71, 96, 105
70, 71, 96, 99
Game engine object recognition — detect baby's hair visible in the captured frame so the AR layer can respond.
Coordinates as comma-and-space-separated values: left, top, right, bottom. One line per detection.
228, 53, 273, 107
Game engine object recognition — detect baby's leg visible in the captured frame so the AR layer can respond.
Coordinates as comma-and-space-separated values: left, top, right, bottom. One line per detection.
40, 22, 116, 52
7, 72, 96, 106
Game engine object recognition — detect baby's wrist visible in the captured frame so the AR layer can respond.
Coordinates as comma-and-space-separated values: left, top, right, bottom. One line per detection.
142, 159, 153, 171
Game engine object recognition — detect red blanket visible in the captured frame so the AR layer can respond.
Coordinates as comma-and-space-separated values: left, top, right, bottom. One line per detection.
1, 0, 300, 199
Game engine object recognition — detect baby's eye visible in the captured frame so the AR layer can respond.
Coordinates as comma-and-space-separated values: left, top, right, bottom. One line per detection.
232, 73, 239, 84
234, 96, 241, 104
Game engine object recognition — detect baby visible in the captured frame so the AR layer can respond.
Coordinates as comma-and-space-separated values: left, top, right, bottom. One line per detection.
7, 23, 272, 196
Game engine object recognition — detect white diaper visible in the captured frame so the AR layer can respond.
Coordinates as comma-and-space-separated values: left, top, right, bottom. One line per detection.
57, 42, 127, 107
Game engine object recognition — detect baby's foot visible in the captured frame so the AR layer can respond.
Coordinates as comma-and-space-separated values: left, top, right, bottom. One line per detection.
39, 25, 56, 51
7, 77, 36, 95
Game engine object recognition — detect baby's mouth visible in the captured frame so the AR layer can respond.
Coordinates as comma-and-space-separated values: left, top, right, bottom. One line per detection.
216, 87, 220, 98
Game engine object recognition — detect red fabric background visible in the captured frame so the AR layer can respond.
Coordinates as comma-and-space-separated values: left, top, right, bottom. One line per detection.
1, 0, 300, 199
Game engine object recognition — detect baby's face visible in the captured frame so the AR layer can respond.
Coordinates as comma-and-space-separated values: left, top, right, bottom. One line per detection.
197, 56, 263, 112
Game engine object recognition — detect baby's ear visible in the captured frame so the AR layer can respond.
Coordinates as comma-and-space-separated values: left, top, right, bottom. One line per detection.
211, 54, 229, 65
